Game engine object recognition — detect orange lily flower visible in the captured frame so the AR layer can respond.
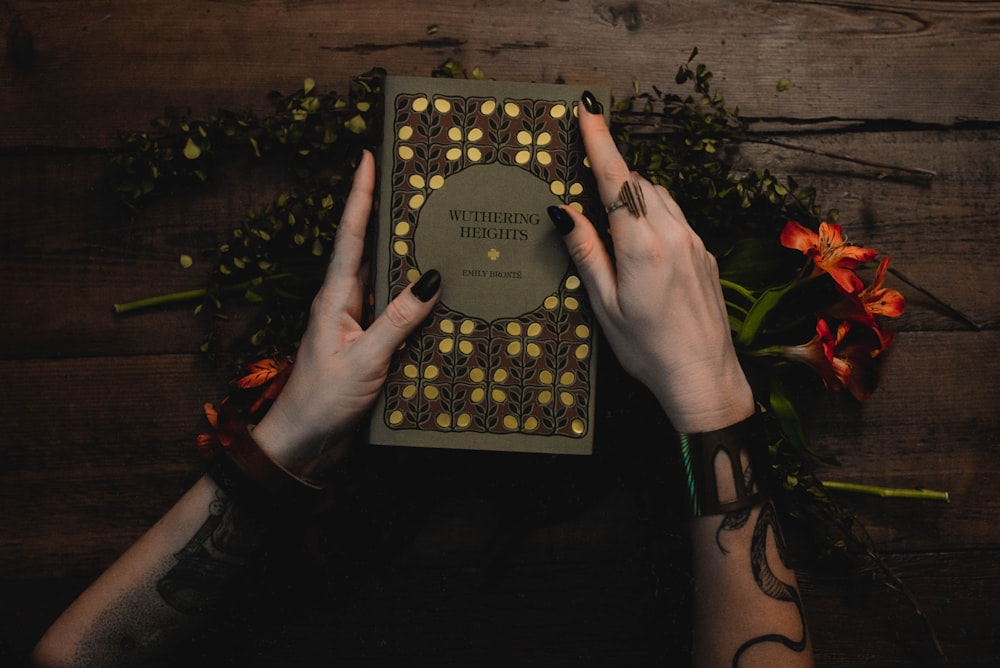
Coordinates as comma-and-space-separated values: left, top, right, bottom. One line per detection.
780, 220, 877, 294
780, 318, 850, 391
195, 396, 251, 457
830, 321, 887, 402
824, 256, 904, 348
858, 256, 904, 318
775, 319, 885, 401
196, 401, 225, 457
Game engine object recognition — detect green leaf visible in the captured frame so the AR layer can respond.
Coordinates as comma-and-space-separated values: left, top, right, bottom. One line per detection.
736, 279, 796, 346
718, 238, 794, 287
182, 137, 201, 160
770, 376, 838, 465
344, 114, 366, 134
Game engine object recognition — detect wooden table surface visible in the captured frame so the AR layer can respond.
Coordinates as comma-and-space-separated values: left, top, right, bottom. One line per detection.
2, 1, 999, 665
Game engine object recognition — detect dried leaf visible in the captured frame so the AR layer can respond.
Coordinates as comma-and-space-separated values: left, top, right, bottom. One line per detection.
203, 402, 219, 428
237, 357, 289, 388
183, 137, 201, 160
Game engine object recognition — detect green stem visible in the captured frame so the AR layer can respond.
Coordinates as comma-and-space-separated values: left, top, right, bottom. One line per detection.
113, 288, 210, 314
113, 273, 296, 314
725, 300, 749, 316
719, 278, 756, 302
741, 345, 789, 358
822, 480, 949, 502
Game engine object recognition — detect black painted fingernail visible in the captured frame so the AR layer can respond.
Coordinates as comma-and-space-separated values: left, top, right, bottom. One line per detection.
412, 269, 441, 302
547, 206, 574, 235
581, 90, 603, 115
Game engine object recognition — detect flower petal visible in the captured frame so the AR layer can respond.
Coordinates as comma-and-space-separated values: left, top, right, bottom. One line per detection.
779, 220, 818, 253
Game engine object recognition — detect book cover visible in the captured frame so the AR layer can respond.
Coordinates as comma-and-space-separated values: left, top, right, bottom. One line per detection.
369, 75, 609, 455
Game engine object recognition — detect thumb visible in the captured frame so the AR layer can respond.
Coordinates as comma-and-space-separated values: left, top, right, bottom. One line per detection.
546, 205, 617, 312
360, 269, 441, 361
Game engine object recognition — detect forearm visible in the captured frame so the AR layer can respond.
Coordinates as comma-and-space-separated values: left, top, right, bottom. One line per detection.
32, 474, 273, 667
669, 386, 814, 667
691, 502, 813, 667
31, 151, 437, 667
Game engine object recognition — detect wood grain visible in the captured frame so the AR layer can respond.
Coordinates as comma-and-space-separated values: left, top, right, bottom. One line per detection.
1, 0, 998, 665
3, 0, 1000, 148
2, 129, 997, 363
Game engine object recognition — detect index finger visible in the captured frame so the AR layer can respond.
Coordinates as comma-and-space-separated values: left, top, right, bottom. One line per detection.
328, 149, 375, 282
579, 93, 630, 209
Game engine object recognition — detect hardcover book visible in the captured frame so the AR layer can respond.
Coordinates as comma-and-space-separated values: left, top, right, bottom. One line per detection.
369, 76, 609, 455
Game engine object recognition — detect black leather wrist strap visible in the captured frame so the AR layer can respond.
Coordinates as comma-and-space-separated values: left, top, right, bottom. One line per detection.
677, 411, 771, 517
208, 426, 324, 512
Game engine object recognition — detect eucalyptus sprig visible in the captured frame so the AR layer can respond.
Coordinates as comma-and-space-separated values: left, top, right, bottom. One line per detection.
111, 69, 390, 363
614, 51, 830, 253
109, 69, 386, 209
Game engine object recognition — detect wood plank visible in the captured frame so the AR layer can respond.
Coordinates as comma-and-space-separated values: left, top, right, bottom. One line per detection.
734, 127, 1000, 332
1, 1, 996, 663
803, 330, 1000, 551
0, 153, 292, 358
0, 354, 224, 578
799, 550, 1000, 666
2, 128, 998, 362
1, 331, 996, 583
3, 1, 1000, 148
3, 548, 994, 666
166, 547, 1000, 666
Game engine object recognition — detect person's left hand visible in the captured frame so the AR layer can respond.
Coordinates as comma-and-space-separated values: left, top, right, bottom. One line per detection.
252, 150, 441, 479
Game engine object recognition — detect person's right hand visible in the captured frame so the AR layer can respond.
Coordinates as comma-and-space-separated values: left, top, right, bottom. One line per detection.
549, 94, 753, 434
252, 150, 441, 480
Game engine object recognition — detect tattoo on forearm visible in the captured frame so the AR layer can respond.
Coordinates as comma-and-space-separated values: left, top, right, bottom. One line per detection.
73, 490, 270, 665
716, 507, 752, 553
720, 503, 808, 666
156, 489, 268, 616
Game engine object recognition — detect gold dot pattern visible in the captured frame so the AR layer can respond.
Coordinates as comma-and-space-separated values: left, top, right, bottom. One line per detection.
381, 88, 600, 442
